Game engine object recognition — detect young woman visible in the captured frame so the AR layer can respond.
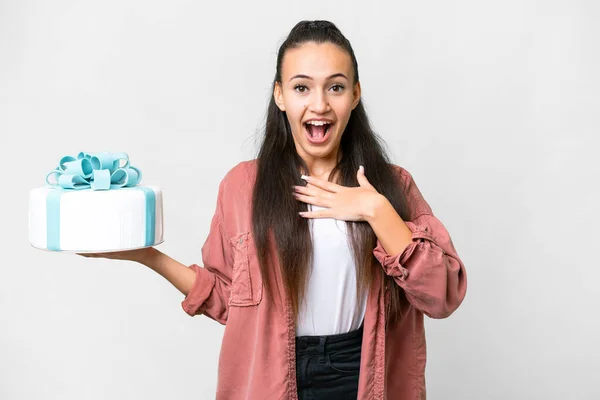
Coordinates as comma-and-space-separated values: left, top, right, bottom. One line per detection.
82, 20, 467, 400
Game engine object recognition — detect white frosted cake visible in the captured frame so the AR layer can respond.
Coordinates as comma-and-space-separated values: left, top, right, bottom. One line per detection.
29, 152, 164, 252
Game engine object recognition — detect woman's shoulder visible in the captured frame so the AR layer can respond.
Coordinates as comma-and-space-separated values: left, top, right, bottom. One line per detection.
388, 163, 415, 187
388, 163, 433, 217
216, 159, 258, 198
222, 159, 258, 183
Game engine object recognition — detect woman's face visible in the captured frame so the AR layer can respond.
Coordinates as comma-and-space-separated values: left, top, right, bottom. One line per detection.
274, 41, 361, 167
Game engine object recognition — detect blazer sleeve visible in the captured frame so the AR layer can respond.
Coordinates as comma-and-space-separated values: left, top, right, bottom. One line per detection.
181, 179, 233, 325
373, 167, 467, 319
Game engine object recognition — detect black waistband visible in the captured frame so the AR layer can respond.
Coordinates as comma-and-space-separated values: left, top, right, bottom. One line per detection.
295, 324, 364, 353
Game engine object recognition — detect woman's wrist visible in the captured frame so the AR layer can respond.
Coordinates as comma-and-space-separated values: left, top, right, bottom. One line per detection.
362, 193, 388, 223
135, 247, 196, 295
135, 246, 161, 267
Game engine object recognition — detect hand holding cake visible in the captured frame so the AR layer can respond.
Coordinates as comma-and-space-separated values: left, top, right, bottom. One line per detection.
78, 246, 197, 297
76, 247, 152, 261
30, 151, 196, 296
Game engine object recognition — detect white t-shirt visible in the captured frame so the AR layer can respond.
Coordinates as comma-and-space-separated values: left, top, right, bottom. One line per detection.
295, 204, 368, 337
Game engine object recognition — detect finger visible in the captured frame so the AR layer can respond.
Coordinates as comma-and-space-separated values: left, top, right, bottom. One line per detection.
79, 253, 109, 258
299, 208, 331, 219
301, 175, 340, 193
357, 166, 374, 189
293, 192, 329, 207
294, 184, 334, 200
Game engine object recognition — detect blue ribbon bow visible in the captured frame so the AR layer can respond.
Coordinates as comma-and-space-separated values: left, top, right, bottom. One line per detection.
45, 152, 142, 190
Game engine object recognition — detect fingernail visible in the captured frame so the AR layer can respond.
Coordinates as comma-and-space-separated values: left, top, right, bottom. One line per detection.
359, 165, 364, 173
301, 175, 310, 181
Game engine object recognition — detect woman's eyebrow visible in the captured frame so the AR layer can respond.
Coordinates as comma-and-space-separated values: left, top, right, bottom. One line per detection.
289, 73, 348, 82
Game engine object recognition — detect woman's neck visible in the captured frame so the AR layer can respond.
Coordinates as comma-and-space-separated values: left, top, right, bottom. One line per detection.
301, 155, 341, 182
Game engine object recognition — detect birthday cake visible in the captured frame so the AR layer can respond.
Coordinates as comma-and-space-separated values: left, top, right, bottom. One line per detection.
29, 152, 164, 252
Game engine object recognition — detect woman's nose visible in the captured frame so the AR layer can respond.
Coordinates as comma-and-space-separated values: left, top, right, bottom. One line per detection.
308, 92, 330, 114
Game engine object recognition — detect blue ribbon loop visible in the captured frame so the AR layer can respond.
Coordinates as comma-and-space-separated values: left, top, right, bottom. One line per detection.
46, 152, 142, 190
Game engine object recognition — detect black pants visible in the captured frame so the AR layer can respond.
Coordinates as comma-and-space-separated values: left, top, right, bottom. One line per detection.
295, 324, 363, 400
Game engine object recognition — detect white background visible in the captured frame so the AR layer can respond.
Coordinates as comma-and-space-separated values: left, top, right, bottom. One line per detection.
1, 1, 599, 399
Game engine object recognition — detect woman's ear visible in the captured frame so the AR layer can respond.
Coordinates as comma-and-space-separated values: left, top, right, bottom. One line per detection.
352, 81, 362, 109
273, 82, 286, 112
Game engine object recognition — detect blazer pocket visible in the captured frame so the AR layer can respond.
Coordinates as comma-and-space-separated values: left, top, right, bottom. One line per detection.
228, 232, 263, 307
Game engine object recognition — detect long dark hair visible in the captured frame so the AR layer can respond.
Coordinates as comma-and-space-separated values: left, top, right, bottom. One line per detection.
252, 20, 410, 324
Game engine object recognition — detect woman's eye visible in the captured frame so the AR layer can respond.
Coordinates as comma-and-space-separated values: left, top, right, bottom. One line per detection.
330, 84, 345, 92
294, 85, 308, 93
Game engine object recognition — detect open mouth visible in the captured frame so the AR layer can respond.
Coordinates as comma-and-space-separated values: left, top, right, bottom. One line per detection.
304, 121, 333, 144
